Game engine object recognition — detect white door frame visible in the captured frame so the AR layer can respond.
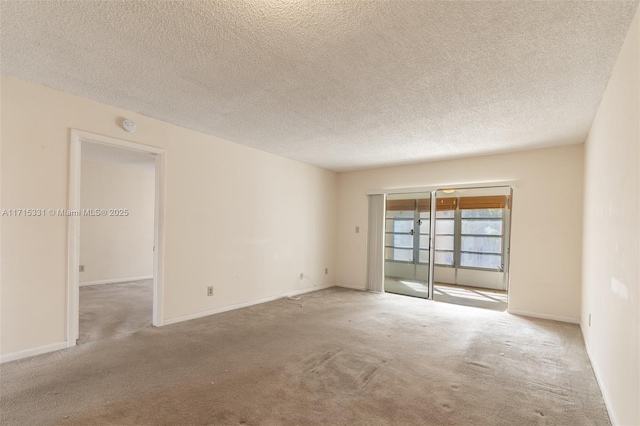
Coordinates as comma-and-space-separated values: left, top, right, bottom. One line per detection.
67, 129, 166, 348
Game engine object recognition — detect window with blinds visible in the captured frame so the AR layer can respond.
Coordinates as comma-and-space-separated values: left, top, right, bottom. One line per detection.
457, 195, 507, 270
385, 207, 414, 262
460, 208, 504, 270
384, 194, 509, 271
384, 198, 430, 263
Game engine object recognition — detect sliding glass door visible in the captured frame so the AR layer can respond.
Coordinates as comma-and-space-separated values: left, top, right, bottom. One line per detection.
432, 188, 511, 292
383, 194, 431, 298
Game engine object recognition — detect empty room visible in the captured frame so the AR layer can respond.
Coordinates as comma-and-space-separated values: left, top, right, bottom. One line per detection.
1, 1, 638, 426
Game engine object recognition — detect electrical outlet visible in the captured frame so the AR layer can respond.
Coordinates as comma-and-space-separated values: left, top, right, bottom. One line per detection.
207, 286, 214, 297
325, 268, 328, 275
300, 273, 304, 279
355, 226, 360, 233
79, 265, 85, 272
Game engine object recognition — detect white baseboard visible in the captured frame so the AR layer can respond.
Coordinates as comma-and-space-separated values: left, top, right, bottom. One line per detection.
0, 341, 67, 364
507, 308, 580, 324
582, 328, 618, 426
163, 283, 336, 326
80, 275, 153, 286
335, 282, 366, 290
1, 284, 335, 363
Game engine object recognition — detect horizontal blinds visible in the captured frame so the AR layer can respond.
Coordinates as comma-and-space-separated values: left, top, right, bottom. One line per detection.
387, 198, 431, 211
386, 199, 416, 211
417, 199, 430, 212
387, 195, 509, 212
458, 196, 508, 210
435, 197, 457, 211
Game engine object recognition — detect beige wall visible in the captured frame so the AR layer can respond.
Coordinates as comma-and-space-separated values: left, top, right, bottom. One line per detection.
581, 7, 639, 426
0, 75, 338, 356
337, 144, 584, 322
80, 160, 155, 284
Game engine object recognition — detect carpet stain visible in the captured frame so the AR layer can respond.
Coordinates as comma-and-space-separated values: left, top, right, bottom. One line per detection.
467, 361, 491, 369
301, 347, 386, 395
305, 349, 344, 374
532, 382, 572, 403
355, 363, 384, 390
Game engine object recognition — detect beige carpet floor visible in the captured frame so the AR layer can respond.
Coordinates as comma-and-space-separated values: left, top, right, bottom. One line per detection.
79, 279, 153, 343
1, 287, 609, 425
434, 283, 508, 312
385, 277, 508, 312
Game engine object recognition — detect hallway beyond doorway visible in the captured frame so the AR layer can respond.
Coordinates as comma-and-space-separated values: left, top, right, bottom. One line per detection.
79, 279, 153, 343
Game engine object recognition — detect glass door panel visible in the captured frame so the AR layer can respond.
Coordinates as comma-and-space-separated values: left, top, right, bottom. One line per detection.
431, 187, 512, 312
384, 193, 431, 298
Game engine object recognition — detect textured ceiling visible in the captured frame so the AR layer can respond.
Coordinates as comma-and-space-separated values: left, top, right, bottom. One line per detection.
1, 1, 638, 171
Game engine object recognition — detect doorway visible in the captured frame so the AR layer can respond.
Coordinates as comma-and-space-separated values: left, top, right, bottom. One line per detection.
379, 186, 512, 311
67, 130, 166, 348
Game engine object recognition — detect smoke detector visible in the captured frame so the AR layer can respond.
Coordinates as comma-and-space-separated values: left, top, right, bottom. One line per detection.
122, 119, 137, 133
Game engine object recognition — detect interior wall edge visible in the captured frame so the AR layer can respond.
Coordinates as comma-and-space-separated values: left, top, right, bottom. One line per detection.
579, 5, 640, 425
581, 325, 619, 426
163, 283, 336, 326
0, 341, 67, 364
506, 309, 580, 325
335, 283, 367, 290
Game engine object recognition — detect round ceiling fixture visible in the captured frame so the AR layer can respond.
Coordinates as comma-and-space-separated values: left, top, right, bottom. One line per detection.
122, 119, 137, 133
